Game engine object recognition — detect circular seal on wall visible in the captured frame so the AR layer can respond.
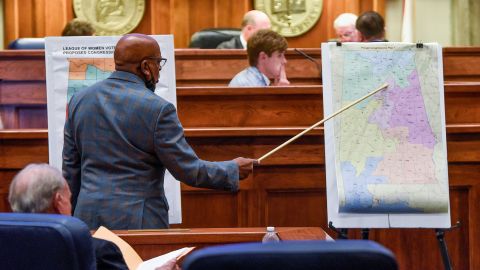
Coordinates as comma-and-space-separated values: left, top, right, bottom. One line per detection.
73, 0, 145, 36
254, 0, 323, 37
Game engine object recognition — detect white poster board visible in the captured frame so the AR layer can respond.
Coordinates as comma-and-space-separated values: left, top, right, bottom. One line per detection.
45, 35, 182, 224
322, 42, 450, 228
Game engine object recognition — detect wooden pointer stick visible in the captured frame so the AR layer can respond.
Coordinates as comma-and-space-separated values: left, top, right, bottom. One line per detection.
257, 83, 389, 163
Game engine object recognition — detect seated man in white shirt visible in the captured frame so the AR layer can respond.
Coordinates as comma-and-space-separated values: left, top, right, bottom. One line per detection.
229, 29, 289, 87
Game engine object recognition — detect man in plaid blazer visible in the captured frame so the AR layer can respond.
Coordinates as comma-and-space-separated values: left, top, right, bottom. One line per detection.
63, 34, 255, 230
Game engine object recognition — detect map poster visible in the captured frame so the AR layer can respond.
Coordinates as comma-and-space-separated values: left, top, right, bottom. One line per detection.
45, 35, 182, 224
322, 42, 451, 228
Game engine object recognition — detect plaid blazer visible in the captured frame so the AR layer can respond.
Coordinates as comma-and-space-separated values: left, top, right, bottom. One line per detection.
63, 71, 238, 230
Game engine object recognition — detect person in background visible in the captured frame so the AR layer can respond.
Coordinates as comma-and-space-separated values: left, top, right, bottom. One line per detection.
62, 18, 96, 36
356, 11, 387, 42
8, 163, 128, 270
333, 13, 360, 42
229, 29, 289, 87
217, 10, 271, 49
63, 33, 256, 230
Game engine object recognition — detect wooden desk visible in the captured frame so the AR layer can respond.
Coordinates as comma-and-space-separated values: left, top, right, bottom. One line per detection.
114, 227, 329, 260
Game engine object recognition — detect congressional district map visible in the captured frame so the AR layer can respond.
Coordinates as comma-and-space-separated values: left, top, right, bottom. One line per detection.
322, 43, 449, 215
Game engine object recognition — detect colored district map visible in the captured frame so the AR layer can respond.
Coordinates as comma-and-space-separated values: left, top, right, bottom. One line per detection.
329, 43, 449, 213
67, 58, 114, 102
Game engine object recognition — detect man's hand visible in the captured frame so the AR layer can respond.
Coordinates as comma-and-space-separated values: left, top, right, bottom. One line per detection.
233, 157, 257, 180
273, 64, 290, 86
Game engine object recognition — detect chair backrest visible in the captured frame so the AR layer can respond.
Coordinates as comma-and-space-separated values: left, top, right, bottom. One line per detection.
0, 213, 95, 270
183, 240, 398, 270
189, 28, 241, 49
8, 38, 45, 49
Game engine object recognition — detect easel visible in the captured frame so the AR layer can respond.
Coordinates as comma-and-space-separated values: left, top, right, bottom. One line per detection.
328, 221, 461, 270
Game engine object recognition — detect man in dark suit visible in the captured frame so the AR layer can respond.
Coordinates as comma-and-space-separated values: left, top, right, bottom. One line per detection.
217, 10, 271, 49
356, 11, 388, 42
63, 33, 256, 230
8, 163, 128, 270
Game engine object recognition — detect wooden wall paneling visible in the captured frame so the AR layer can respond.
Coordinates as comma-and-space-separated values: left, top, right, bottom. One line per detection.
44, 0, 68, 36
2, 0, 387, 48
33, 0, 46, 37
17, 1, 34, 38
213, 0, 251, 27
0, 135, 48, 169
444, 86, 480, 130
132, 0, 153, 34
1, 49, 478, 95
171, 0, 190, 48
17, 106, 47, 128
0, 171, 16, 212
177, 87, 323, 128
443, 48, 480, 82
0, 106, 17, 129
257, 164, 326, 227
189, 0, 215, 36
174, 190, 240, 228
147, 0, 171, 34
344, 0, 361, 13
3, 0, 19, 47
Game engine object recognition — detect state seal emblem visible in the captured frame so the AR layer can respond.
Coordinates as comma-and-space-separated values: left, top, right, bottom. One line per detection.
73, 0, 145, 35
255, 0, 323, 37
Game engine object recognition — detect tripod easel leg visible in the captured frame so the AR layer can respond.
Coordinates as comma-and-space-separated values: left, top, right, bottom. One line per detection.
435, 229, 452, 270
361, 228, 370, 240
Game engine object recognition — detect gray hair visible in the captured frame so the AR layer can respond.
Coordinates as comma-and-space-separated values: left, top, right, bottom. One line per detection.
334, 13, 358, 29
8, 163, 66, 213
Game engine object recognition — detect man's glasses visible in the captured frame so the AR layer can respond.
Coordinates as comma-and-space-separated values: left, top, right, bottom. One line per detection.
144, 56, 167, 70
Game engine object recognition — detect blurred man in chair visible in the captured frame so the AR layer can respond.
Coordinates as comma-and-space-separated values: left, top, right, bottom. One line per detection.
334, 13, 360, 42
8, 163, 128, 270
356, 11, 387, 42
62, 18, 96, 36
229, 29, 289, 86
217, 10, 271, 49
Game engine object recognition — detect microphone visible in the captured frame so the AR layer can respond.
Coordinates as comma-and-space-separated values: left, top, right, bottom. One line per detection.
294, 48, 321, 75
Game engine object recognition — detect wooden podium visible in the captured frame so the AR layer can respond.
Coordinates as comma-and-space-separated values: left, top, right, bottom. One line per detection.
114, 227, 330, 260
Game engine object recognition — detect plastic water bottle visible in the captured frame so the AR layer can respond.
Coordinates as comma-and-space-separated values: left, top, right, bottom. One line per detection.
262, 226, 280, 243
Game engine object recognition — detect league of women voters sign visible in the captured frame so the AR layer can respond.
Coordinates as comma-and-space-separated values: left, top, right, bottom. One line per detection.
321, 42, 451, 228
45, 35, 182, 224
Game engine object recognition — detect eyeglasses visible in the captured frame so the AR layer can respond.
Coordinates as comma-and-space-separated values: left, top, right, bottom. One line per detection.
144, 56, 167, 69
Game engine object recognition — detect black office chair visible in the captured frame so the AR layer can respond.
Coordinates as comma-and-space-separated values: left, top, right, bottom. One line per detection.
0, 213, 96, 270
183, 240, 398, 270
8, 38, 45, 49
189, 28, 241, 49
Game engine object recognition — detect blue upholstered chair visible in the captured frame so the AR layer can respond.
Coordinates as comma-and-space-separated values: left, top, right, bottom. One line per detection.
8, 38, 45, 49
183, 240, 398, 270
0, 213, 96, 270
189, 28, 241, 49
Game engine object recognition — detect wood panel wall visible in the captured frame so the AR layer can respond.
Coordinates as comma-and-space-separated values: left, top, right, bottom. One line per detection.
1, 48, 480, 269
3, 0, 385, 48
1, 83, 479, 270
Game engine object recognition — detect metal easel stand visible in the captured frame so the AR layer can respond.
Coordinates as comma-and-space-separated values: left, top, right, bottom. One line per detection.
328, 221, 349, 239
435, 221, 461, 270
328, 222, 371, 240
330, 220, 461, 270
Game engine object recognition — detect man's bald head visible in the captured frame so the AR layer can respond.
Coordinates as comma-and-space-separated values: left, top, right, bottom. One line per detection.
114, 33, 160, 74
242, 10, 271, 41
